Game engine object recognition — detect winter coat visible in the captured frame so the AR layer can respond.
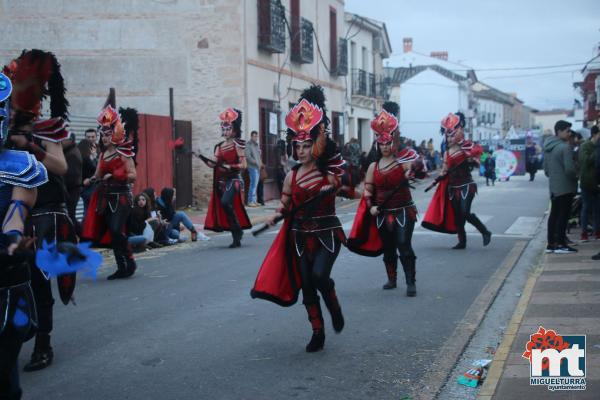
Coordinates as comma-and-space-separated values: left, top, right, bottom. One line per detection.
578, 140, 599, 193
543, 135, 577, 197
245, 140, 262, 169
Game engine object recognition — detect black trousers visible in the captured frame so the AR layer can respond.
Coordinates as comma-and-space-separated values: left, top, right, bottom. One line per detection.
100, 199, 134, 268
547, 193, 574, 246
378, 217, 416, 264
299, 236, 341, 305
220, 178, 243, 239
0, 326, 23, 400
450, 190, 488, 243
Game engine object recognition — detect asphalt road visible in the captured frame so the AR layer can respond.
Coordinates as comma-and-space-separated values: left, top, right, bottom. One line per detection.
20, 174, 550, 400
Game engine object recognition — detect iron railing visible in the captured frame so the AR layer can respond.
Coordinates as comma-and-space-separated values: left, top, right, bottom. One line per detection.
292, 17, 313, 63
336, 38, 348, 76
257, 0, 286, 53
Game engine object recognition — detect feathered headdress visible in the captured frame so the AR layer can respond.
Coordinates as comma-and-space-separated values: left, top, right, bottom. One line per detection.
441, 112, 465, 136
97, 105, 133, 157
286, 85, 342, 174
3, 49, 70, 142
382, 101, 399, 118
371, 109, 398, 144
119, 107, 139, 160
286, 85, 331, 160
219, 107, 242, 137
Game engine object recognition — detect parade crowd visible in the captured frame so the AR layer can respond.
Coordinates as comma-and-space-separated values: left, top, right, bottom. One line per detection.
2, 49, 598, 400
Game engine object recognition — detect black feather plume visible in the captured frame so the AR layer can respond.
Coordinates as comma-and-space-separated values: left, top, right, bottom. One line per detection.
382, 101, 399, 118
119, 107, 139, 163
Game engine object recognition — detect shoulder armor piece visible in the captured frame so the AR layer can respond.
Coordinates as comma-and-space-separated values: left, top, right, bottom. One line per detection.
0, 150, 49, 188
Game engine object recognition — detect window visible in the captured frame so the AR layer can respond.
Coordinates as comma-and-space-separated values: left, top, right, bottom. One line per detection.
257, 0, 286, 53
331, 111, 345, 148
329, 7, 337, 73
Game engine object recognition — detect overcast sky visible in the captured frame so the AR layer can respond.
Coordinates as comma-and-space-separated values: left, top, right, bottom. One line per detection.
345, 0, 600, 111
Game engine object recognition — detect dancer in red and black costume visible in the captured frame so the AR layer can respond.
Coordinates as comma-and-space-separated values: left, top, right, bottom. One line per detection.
3, 50, 80, 372
422, 112, 491, 249
82, 105, 137, 279
348, 108, 420, 296
251, 85, 346, 353
201, 108, 251, 248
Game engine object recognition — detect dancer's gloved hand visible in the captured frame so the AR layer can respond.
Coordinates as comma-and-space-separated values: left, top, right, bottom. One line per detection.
369, 206, 380, 217
0, 233, 35, 267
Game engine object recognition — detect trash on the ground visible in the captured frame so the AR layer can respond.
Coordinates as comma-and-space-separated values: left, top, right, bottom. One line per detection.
457, 367, 485, 388
472, 359, 492, 368
457, 359, 492, 388
485, 346, 497, 355
515, 292, 521, 297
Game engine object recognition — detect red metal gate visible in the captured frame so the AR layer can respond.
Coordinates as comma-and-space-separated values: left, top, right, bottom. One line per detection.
134, 114, 174, 196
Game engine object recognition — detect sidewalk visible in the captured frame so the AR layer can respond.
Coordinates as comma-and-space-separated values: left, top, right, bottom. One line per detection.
479, 228, 600, 399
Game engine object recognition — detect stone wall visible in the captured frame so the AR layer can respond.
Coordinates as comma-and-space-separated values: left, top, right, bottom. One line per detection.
0, 0, 245, 206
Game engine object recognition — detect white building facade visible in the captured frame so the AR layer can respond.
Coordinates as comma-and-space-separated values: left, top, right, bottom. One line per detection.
344, 13, 392, 151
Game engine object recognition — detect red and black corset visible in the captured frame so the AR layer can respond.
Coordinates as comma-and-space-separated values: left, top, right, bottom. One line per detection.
215, 141, 243, 180
373, 161, 417, 229
290, 168, 345, 257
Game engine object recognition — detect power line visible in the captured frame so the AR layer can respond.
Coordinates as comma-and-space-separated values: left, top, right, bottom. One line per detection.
481, 69, 579, 79
455, 62, 588, 72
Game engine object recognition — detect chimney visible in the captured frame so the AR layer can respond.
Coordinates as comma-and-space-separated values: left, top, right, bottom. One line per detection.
403, 37, 413, 53
430, 51, 448, 61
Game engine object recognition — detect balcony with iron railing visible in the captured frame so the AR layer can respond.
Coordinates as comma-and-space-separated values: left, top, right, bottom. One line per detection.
257, 0, 286, 54
351, 69, 386, 98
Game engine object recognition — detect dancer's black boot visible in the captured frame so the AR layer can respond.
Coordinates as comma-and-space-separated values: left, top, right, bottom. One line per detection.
467, 213, 492, 246
304, 303, 325, 352
382, 259, 397, 289
452, 232, 466, 249
400, 256, 417, 297
24, 333, 53, 372
322, 281, 344, 333
107, 249, 128, 280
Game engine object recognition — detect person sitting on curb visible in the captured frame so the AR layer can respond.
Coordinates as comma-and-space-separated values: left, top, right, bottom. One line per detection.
127, 192, 177, 251
157, 187, 207, 242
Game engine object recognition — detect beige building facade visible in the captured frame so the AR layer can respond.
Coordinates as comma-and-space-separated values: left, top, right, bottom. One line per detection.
1, 0, 365, 204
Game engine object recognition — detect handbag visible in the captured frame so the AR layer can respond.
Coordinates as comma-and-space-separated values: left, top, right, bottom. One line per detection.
142, 221, 155, 243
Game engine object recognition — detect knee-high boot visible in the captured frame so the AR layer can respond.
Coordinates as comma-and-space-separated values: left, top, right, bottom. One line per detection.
382, 258, 397, 289
227, 212, 243, 248
304, 302, 325, 352
322, 280, 344, 333
467, 213, 492, 246
400, 256, 417, 297
123, 244, 137, 277
107, 248, 128, 280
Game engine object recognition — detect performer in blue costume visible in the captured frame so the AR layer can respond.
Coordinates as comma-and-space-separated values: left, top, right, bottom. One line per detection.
3, 50, 76, 372
0, 71, 48, 400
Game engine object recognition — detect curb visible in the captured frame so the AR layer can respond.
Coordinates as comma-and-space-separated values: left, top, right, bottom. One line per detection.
477, 253, 545, 399
415, 240, 528, 400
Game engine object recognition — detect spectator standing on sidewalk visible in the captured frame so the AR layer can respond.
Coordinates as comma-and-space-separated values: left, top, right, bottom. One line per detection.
78, 137, 98, 216
245, 130, 262, 207
63, 133, 82, 225
543, 120, 578, 253
579, 125, 600, 241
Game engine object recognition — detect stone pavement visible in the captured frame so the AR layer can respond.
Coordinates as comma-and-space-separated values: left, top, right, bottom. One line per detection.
479, 228, 600, 399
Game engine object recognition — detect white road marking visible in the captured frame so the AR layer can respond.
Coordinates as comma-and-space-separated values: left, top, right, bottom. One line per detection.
504, 216, 542, 236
